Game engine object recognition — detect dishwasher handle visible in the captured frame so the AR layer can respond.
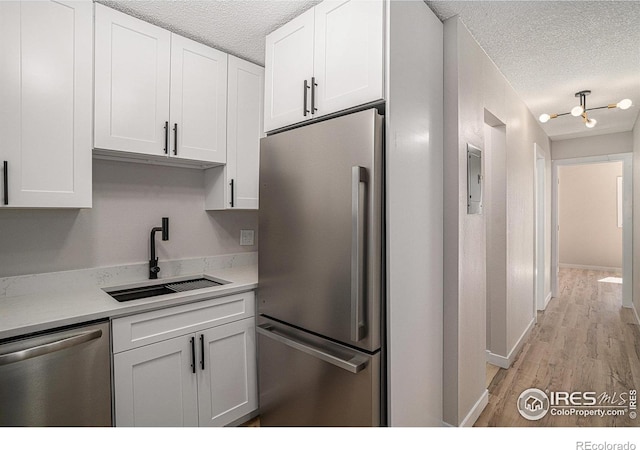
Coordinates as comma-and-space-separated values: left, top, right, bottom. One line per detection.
0, 329, 103, 366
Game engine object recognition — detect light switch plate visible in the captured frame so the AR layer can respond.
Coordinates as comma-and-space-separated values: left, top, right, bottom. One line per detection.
240, 229, 255, 246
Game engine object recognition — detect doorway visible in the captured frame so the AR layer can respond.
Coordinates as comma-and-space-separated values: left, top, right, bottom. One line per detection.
551, 154, 633, 308
484, 110, 507, 375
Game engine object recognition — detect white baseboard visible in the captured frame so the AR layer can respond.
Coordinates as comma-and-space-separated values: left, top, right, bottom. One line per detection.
632, 302, 640, 326
559, 263, 622, 274
536, 291, 552, 312
544, 292, 552, 309
459, 389, 489, 427
486, 318, 536, 369
486, 350, 509, 369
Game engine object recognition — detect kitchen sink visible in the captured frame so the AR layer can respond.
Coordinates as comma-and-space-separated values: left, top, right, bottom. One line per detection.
106, 277, 226, 302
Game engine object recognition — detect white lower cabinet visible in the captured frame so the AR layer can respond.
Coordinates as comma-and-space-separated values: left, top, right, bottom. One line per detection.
114, 335, 199, 427
112, 292, 257, 427
197, 319, 257, 427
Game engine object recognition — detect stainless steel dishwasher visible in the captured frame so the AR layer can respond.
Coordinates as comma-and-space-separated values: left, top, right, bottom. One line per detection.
0, 320, 112, 426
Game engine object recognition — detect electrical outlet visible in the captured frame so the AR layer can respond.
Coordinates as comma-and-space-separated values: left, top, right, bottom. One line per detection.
240, 229, 255, 246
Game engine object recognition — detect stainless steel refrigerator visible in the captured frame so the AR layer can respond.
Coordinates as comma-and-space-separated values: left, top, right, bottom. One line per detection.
257, 108, 384, 426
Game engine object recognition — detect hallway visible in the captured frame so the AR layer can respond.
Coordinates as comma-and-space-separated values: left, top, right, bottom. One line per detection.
475, 268, 640, 427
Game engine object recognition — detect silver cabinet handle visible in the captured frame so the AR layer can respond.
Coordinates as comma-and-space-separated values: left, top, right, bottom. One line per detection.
257, 324, 368, 374
0, 329, 102, 366
351, 166, 367, 342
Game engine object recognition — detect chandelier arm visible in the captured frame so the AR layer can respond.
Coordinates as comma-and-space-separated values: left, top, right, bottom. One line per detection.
585, 105, 611, 112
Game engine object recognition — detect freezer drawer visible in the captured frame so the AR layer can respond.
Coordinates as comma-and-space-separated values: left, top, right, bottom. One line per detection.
257, 319, 381, 426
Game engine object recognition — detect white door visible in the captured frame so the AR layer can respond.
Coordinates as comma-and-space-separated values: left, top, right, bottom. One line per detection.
197, 318, 257, 427
227, 56, 264, 209
313, 0, 384, 117
94, 4, 171, 156
0, 0, 92, 208
170, 34, 227, 164
264, 8, 315, 132
113, 335, 199, 427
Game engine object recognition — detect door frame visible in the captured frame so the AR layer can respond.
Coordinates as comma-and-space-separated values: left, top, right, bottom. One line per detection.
551, 153, 632, 308
533, 144, 548, 312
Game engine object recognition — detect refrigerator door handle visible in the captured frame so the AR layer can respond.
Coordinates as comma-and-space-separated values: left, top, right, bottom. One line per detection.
351, 166, 367, 342
257, 324, 368, 374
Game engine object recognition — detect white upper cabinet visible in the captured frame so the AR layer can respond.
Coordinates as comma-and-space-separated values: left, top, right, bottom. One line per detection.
94, 4, 227, 166
264, 0, 384, 132
313, 0, 384, 116
205, 56, 264, 210
264, 8, 315, 132
0, 0, 92, 208
94, 3, 171, 157
170, 35, 227, 163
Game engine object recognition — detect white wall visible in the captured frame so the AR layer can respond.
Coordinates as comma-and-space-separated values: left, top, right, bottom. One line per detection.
633, 112, 640, 317
559, 162, 623, 270
0, 159, 258, 277
443, 17, 551, 426
386, 0, 443, 426
552, 131, 633, 160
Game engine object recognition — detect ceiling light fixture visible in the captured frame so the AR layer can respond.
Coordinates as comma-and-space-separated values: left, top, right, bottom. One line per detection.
538, 90, 633, 129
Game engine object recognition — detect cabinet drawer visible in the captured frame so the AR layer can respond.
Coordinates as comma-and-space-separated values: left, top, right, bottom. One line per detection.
112, 291, 255, 353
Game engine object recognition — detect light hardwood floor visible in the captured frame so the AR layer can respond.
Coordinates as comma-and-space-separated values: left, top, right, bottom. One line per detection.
475, 268, 640, 427
240, 416, 260, 427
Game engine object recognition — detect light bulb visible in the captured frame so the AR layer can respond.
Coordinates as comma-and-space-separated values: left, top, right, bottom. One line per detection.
585, 118, 597, 128
539, 113, 551, 123
571, 105, 584, 117
617, 99, 632, 110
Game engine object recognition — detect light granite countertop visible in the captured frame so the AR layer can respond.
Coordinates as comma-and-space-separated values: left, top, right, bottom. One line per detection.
0, 253, 258, 341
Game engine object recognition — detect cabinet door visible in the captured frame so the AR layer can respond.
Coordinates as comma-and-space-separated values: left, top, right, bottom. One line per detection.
313, 0, 384, 116
197, 318, 257, 426
170, 34, 227, 164
94, 4, 171, 157
227, 56, 264, 209
264, 8, 314, 132
0, 0, 92, 208
114, 335, 199, 427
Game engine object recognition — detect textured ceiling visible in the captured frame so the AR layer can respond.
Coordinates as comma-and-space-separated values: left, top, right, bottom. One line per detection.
96, 0, 321, 66
97, 1, 639, 141
426, 0, 640, 140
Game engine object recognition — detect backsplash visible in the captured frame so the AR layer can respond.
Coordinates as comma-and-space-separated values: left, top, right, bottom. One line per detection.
0, 159, 258, 277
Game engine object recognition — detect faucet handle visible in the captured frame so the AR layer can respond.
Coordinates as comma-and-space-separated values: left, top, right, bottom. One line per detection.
162, 217, 169, 241
150, 266, 160, 274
